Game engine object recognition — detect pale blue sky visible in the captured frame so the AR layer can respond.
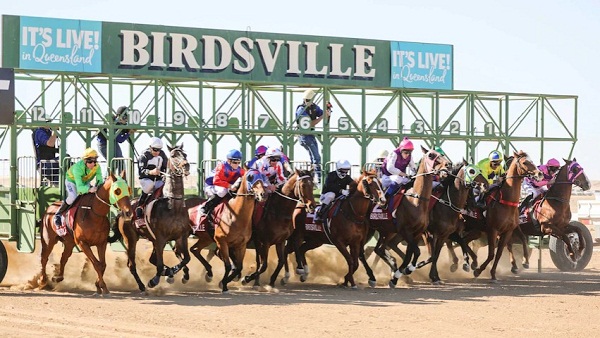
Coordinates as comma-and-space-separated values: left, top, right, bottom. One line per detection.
2, 0, 599, 178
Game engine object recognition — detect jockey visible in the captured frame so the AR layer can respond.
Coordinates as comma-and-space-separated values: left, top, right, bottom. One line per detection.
474, 150, 505, 207
247, 145, 267, 169
314, 160, 353, 221
381, 137, 417, 196
53, 148, 104, 227
201, 149, 245, 216
519, 158, 560, 212
252, 147, 287, 192
135, 137, 168, 218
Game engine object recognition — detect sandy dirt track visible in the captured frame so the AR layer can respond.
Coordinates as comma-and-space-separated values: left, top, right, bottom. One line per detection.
1, 238, 600, 338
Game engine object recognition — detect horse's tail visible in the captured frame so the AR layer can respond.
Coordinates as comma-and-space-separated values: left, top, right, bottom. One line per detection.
107, 214, 123, 243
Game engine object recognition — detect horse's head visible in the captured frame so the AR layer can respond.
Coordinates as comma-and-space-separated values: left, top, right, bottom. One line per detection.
167, 143, 190, 177
358, 169, 386, 207
562, 158, 591, 191
421, 145, 451, 179
244, 169, 267, 202
291, 168, 317, 213
511, 151, 542, 180
105, 169, 133, 220
460, 160, 488, 196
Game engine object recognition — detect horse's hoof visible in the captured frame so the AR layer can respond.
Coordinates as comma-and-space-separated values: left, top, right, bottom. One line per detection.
523, 263, 530, 269
280, 277, 288, 286
300, 275, 307, 283
473, 269, 481, 278
511, 267, 519, 274
166, 276, 175, 284
471, 262, 478, 270
222, 290, 229, 294
351, 285, 358, 289
449, 263, 458, 273
205, 273, 213, 283
462, 263, 471, 273
432, 280, 444, 286
148, 278, 159, 288
368, 279, 376, 288
490, 278, 499, 284
388, 280, 396, 288
51, 276, 64, 283
182, 278, 189, 285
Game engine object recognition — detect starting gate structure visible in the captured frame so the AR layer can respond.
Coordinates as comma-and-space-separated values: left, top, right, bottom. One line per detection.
0, 15, 579, 282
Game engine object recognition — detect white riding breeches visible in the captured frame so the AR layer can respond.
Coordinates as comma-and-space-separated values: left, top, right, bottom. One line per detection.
140, 178, 164, 194
381, 174, 410, 190
320, 192, 336, 205
65, 181, 83, 205
204, 184, 229, 198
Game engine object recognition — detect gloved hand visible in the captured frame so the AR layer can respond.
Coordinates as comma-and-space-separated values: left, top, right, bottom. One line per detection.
88, 186, 98, 193
488, 172, 495, 180
341, 189, 350, 196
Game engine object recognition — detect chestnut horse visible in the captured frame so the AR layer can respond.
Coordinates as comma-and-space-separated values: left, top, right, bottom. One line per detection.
39, 170, 132, 294
423, 160, 488, 284
188, 169, 267, 293
113, 144, 191, 292
471, 150, 541, 281
295, 170, 386, 288
519, 158, 590, 268
369, 146, 450, 287
242, 169, 317, 287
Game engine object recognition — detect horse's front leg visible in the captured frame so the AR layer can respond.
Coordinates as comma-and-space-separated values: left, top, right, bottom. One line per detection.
474, 228, 498, 278
148, 239, 167, 288
358, 245, 377, 287
490, 231, 513, 282
77, 240, 107, 295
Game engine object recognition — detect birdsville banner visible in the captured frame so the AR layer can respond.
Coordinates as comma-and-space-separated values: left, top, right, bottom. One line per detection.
2, 15, 453, 90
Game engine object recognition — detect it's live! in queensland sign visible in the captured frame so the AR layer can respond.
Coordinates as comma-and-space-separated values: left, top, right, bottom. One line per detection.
19, 16, 102, 73
2, 15, 453, 90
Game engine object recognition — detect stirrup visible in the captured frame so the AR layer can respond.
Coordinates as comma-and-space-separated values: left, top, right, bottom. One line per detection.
135, 207, 144, 219
54, 215, 62, 226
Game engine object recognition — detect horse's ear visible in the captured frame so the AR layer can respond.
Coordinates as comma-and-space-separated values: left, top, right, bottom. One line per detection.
572, 157, 577, 162
109, 168, 117, 181
295, 168, 301, 176
513, 151, 519, 157
167, 145, 173, 152
178, 143, 184, 150
462, 158, 468, 166
421, 145, 428, 154
120, 169, 127, 179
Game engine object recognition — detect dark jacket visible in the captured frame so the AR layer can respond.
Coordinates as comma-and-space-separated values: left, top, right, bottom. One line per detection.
322, 171, 353, 197
138, 148, 168, 180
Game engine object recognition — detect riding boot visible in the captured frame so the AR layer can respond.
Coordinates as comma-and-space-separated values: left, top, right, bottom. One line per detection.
314, 204, 327, 222
519, 194, 533, 214
475, 196, 487, 209
136, 193, 149, 218
53, 201, 70, 226
201, 195, 224, 216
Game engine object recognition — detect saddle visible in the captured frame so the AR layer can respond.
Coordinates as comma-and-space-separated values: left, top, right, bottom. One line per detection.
55, 195, 85, 237
188, 198, 230, 236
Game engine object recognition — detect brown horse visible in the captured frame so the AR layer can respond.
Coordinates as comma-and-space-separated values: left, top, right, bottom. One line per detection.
471, 150, 541, 281
39, 170, 133, 294
295, 170, 386, 288
189, 168, 267, 293
519, 158, 590, 268
423, 160, 488, 284
113, 144, 191, 292
369, 146, 450, 287
242, 169, 317, 287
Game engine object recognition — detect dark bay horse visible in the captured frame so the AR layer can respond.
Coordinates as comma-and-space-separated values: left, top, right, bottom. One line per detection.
424, 160, 488, 284
295, 170, 386, 288
188, 169, 267, 293
115, 144, 191, 292
370, 146, 450, 287
519, 158, 590, 268
39, 170, 132, 294
471, 150, 541, 281
242, 169, 317, 288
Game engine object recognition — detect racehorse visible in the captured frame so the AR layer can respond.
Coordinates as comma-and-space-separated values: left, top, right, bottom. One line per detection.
519, 158, 590, 268
470, 150, 541, 281
242, 169, 317, 287
294, 170, 386, 288
424, 160, 488, 284
188, 169, 267, 293
369, 146, 450, 287
39, 170, 132, 295
113, 144, 191, 292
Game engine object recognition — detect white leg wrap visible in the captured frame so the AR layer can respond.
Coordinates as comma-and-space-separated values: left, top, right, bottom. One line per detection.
304, 266, 310, 274
408, 264, 416, 272
394, 269, 403, 279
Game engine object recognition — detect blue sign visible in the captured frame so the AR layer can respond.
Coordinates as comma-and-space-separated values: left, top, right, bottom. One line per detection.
390, 41, 453, 90
19, 16, 102, 73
